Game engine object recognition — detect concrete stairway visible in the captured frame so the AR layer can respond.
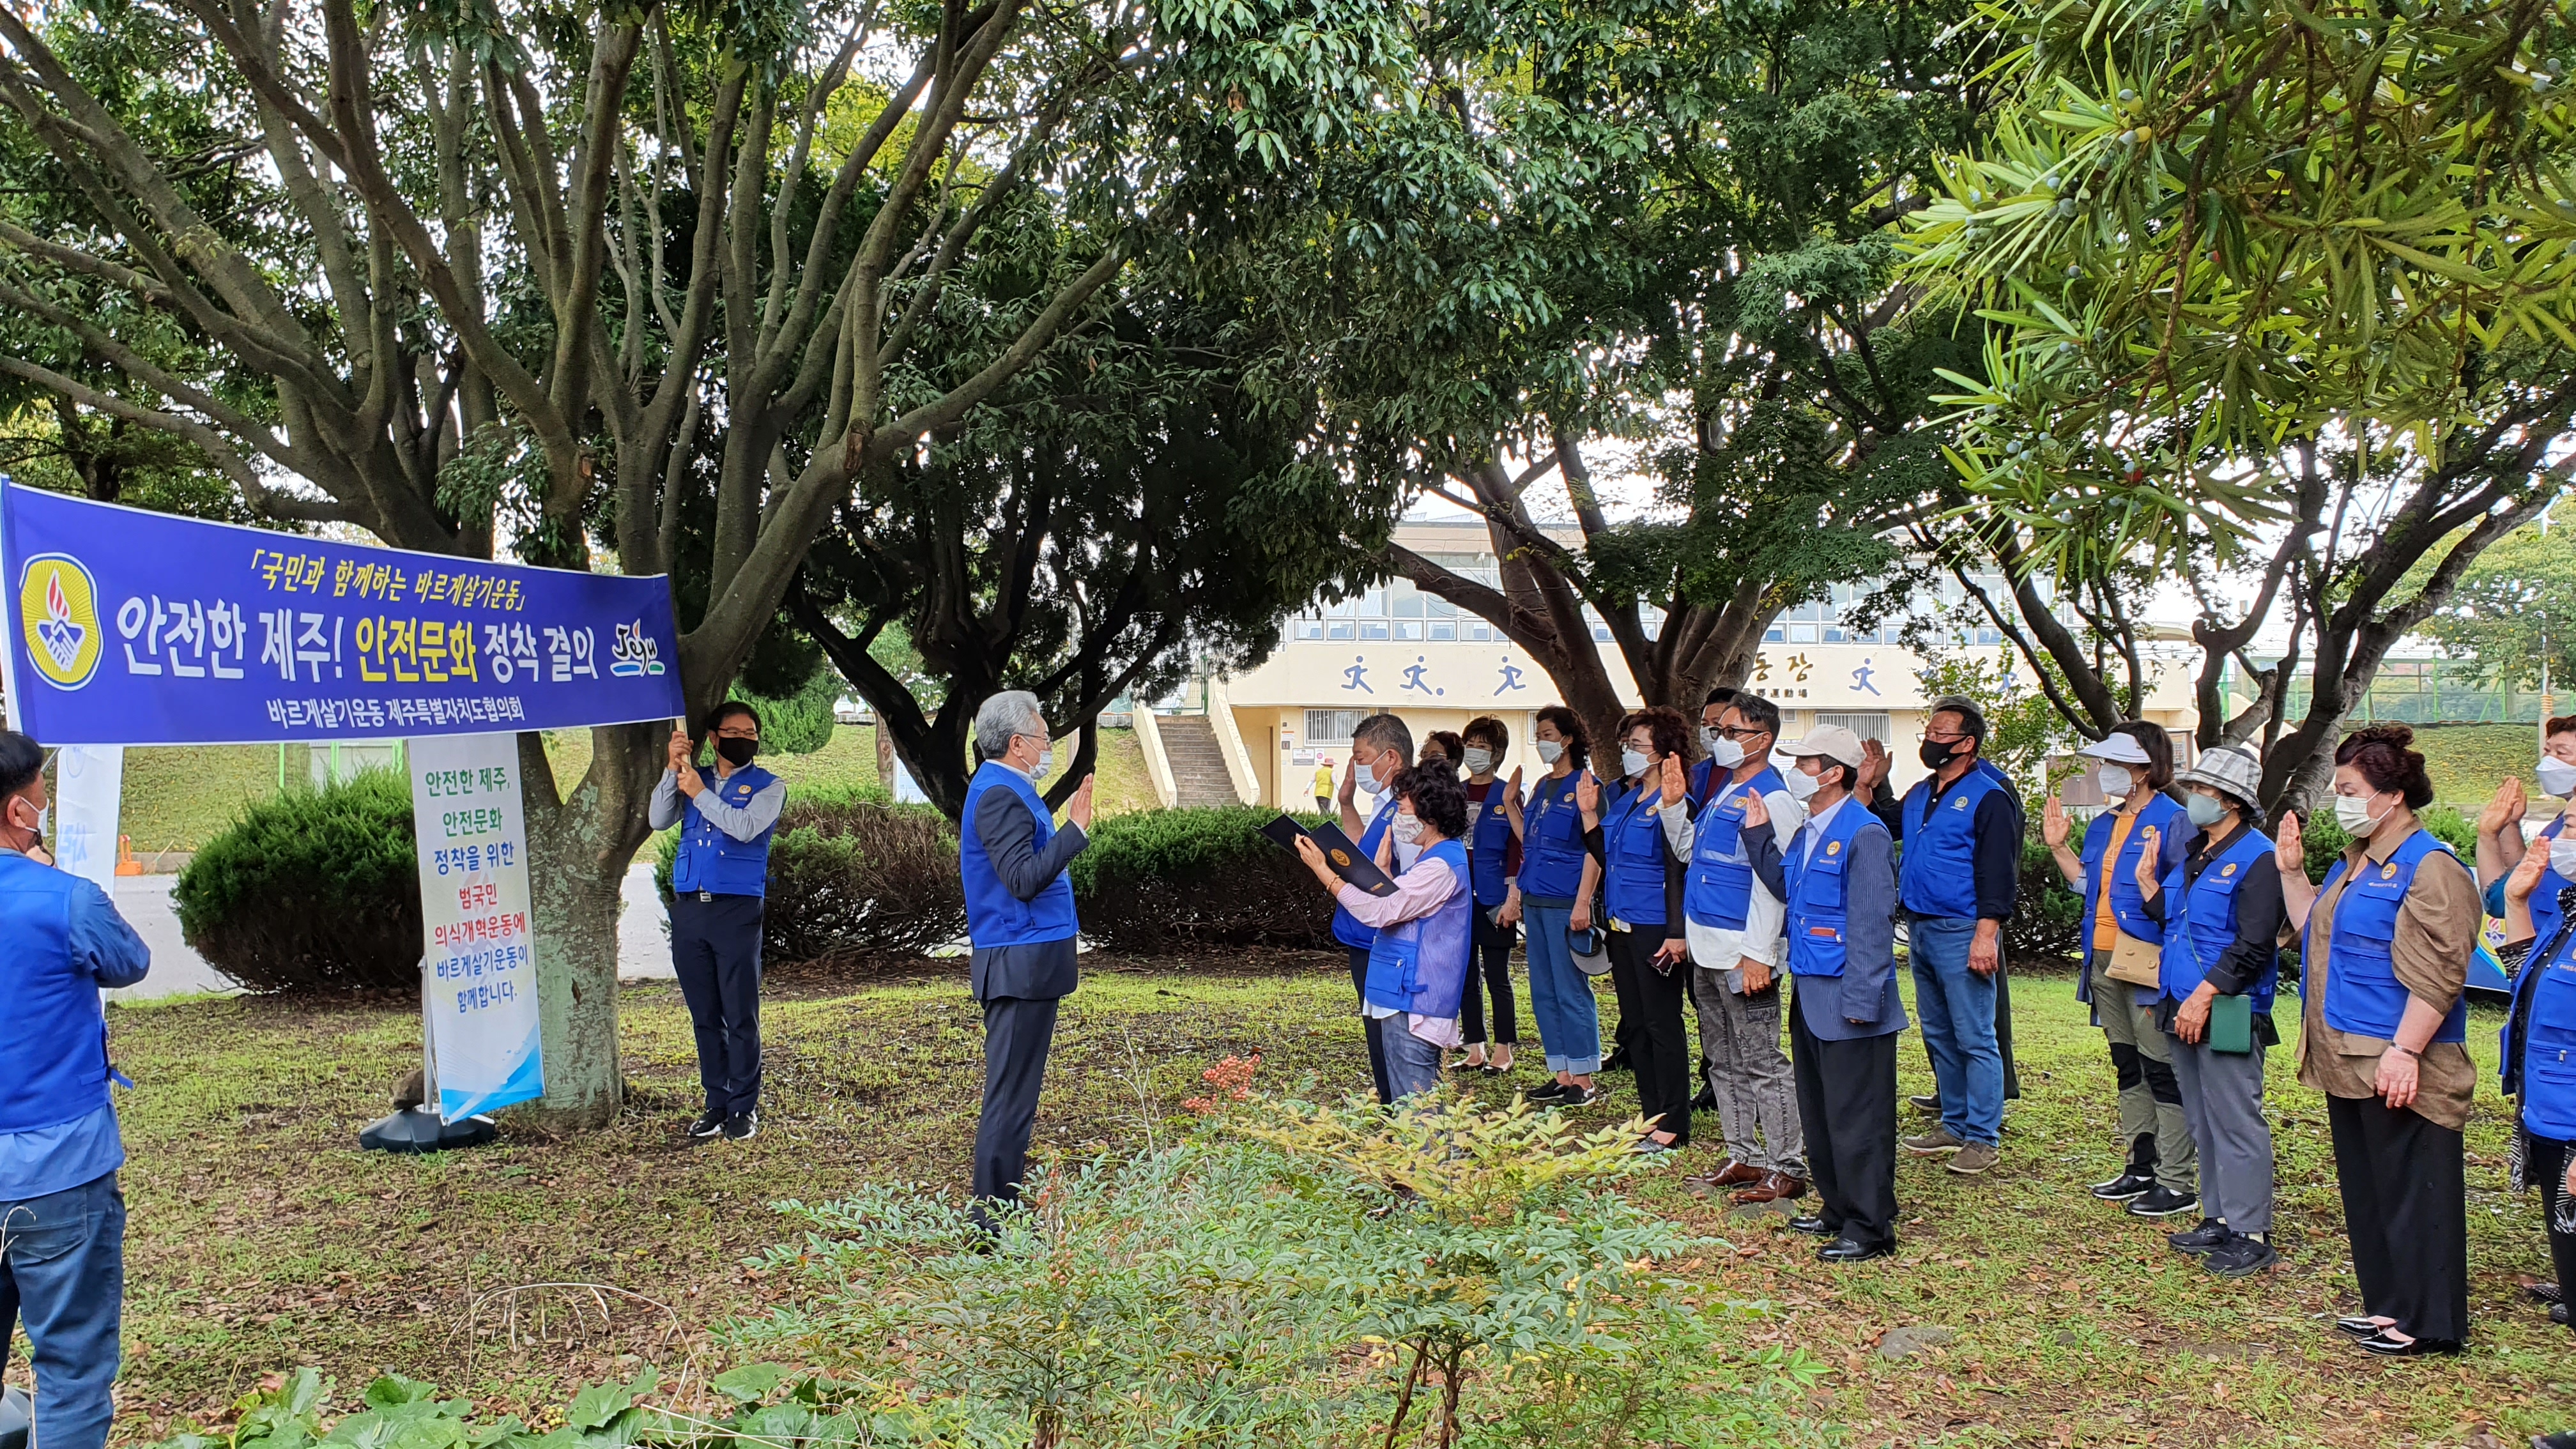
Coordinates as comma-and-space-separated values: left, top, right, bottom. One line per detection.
1156, 714, 1240, 807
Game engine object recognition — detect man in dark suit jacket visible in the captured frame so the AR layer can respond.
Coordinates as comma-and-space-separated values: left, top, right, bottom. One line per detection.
958, 691, 1095, 1226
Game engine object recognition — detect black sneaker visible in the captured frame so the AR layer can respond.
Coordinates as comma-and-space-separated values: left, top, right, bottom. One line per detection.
2168, 1217, 2232, 1254
2126, 1184, 2198, 1218
2089, 1169, 2156, 1202
2204, 1234, 2278, 1278
688, 1109, 726, 1139
1526, 1080, 1570, 1103
1907, 1093, 1941, 1114
721, 1110, 759, 1141
1554, 1082, 1602, 1107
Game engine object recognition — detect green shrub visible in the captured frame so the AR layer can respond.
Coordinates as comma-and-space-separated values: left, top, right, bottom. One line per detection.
728, 663, 838, 755
2297, 802, 2476, 884
173, 771, 422, 993
2007, 838, 2085, 967
1068, 805, 1338, 954
657, 785, 964, 964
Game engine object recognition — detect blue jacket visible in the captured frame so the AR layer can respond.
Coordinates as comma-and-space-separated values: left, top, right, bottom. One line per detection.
2503, 916, 2576, 1140
1601, 781, 1671, 928
670, 763, 780, 896
1894, 765, 2012, 919
961, 762, 1080, 949
2529, 814, 2571, 953
2154, 822, 2280, 1012
1685, 766, 1784, 931
2310, 830, 2471, 1045
1463, 778, 1519, 908
0, 851, 150, 1137
2074, 792, 2189, 1005
1332, 795, 1402, 948
1363, 839, 1473, 1018
1749, 799, 1907, 1039
1515, 772, 1589, 903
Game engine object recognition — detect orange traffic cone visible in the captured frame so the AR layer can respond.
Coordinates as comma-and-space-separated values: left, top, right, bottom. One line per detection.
114, 834, 142, 876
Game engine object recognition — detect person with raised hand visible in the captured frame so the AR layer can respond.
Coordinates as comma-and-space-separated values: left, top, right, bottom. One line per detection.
1453, 717, 1522, 1076
2477, 714, 2576, 949
1333, 713, 1417, 1105
656, 701, 788, 1142
1510, 707, 1604, 1107
2497, 834, 2576, 1340
1298, 765, 1476, 1103
1586, 707, 1696, 1153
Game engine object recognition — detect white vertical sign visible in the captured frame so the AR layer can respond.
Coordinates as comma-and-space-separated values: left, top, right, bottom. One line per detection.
52, 744, 123, 893
408, 733, 543, 1121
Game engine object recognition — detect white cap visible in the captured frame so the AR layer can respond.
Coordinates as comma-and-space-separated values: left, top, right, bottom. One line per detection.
1782, 724, 1867, 769
2079, 732, 2153, 765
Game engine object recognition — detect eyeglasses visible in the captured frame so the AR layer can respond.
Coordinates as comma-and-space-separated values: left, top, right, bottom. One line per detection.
714, 725, 761, 740
1712, 724, 1770, 740
1924, 728, 1968, 742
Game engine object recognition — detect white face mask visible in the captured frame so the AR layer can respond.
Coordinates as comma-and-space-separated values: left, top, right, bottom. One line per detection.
2096, 765, 2133, 799
1705, 733, 1745, 769
2333, 791, 2388, 835
1034, 746, 1054, 778
1357, 757, 1389, 795
1462, 747, 1494, 776
2551, 836, 2576, 878
1392, 811, 1423, 844
1621, 747, 1652, 780
1535, 740, 1565, 765
1782, 765, 1821, 802
2538, 755, 2576, 797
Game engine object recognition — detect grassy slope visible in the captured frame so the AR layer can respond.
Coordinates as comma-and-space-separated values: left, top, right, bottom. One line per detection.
2413, 722, 2559, 812
79, 960, 2573, 1448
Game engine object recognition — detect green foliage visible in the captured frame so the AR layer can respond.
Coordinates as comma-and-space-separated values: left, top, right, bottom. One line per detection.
729, 664, 838, 756
1910, 645, 2085, 788
2009, 838, 2086, 966
2297, 805, 2478, 886
172, 772, 421, 993
656, 786, 963, 964
2420, 512, 2576, 694
1066, 806, 1337, 954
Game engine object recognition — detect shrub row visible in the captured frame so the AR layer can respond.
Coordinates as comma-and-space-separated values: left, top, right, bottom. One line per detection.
174, 772, 424, 992
655, 785, 967, 963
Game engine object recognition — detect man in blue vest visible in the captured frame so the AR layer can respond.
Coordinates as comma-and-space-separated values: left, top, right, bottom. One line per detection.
0, 729, 151, 1449
1333, 713, 1414, 1103
654, 703, 785, 1142
1856, 696, 2019, 1176
960, 690, 1095, 1223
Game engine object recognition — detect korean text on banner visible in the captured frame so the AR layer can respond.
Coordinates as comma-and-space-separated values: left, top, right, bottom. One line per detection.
51, 744, 123, 893
410, 733, 542, 1121
0, 482, 684, 746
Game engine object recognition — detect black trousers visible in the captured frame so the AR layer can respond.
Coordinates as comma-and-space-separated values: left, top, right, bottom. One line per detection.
2527, 1133, 2576, 1333
973, 995, 1061, 1208
1348, 946, 1395, 1105
2327, 1092, 2468, 1344
1459, 909, 1518, 1046
1607, 930, 1692, 1144
1792, 999, 1899, 1250
670, 893, 765, 1117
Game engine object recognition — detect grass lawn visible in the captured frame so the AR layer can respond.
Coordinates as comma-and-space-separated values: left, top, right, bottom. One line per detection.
2413, 723, 2562, 815
66, 953, 2573, 1448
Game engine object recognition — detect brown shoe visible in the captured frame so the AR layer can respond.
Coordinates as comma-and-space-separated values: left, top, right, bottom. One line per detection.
1731, 1171, 1809, 1204
1703, 1158, 1765, 1187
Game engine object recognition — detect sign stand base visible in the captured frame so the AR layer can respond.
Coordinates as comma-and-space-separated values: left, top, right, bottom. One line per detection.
358, 1105, 498, 1154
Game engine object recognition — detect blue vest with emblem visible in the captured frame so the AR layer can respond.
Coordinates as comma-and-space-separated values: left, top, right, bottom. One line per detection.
2530, 814, 2570, 953
1464, 779, 1517, 907
1786, 801, 1878, 977
1332, 793, 1402, 949
2155, 824, 2279, 1011
0, 853, 116, 1133
1363, 839, 1473, 1018
669, 763, 779, 896
2078, 791, 2187, 951
1897, 765, 2008, 918
1516, 772, 1588, 902
1602, 781, 1669, 928
2311, 829, 2471, 1044
960, 761, 1080, 948
1686, 766, 1784, 931
2504, 918, 2576, 1139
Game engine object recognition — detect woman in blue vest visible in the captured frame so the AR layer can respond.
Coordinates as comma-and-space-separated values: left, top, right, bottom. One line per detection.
1296, 765, 1475, 1101
2133, 744, 2285, 1279
2476, 712, 2576, 949
2276, 724, 2480, 1356
1581, 705, 1694, 1153
1454, 716, 1523, 1076
1332, 713, 1417, 1105
2499, 834, 2576, 1337
2041, 724, 2195, 1215
1499, 705, 1604, 1107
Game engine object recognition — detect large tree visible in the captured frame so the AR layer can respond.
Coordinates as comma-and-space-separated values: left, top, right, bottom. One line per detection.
0, 0, 1388, 1124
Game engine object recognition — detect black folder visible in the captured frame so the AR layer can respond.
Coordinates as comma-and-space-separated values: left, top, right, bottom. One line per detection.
1260, 813, 1398, 895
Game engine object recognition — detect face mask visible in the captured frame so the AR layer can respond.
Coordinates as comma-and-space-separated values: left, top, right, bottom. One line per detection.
2551, 837, 2576, 878
1462, 747, 1493, 775
1621, 747, 1651, 779
2096, 765, 2133, 799
2538, 755, 2576, 797
1034, 746, 1054, 778
716, 737, 759, 767
1392, 811, 1423, 844
1782, 765, 1822, 802
2184, 792, 2226, 829
1535, 740, 1565, 764
1705, 734, 1745, 769
1358, 760, 1388, 795
2333, 791, 2387, 834
1920, 738, 1961, 770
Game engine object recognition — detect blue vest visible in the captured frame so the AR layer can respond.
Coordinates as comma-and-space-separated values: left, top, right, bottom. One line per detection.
2155, 824, 2279, 1011
2311, 830, 2471, 1044
2504, 919, 2576, 1140
0, 854, 115, 1133
960, 762, 1080, 948
1685, 767, 1784, 931
1331, 794, 1401, 949
1516, 773, 1588, 902
2531, 815, 2570, 953
1363, 839, 1473, 1018
1785, 801, 1879, 978
669, 763, 779, 896
2078, 791, 2186, 952
1602, 781, 1669, 928
1464, 779, 1518, 908
1897, 765, 2009, 918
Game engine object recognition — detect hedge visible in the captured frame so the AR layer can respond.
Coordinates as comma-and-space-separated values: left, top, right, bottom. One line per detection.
657, 785, 966, 963
173, 770, 424, 992
1067, 805, 1338, 954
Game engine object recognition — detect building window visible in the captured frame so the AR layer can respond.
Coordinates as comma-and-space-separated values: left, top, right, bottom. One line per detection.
1327, 619, 1356, 640
1391, 580, 1425, 618
1764, 623, 1785, 643
1818, 712, 1890, 742
1468, 622, 1494, 641
1360, 620, 1390, 640
1294, 618, 1323, 640
1395, 620, 1423, 641
1306, 709, 1368, 744
1429, 619, 1455, 641
1788, 622, 1820, 643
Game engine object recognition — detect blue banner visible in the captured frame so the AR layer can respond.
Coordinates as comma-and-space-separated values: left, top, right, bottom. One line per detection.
1, 482, 684, 744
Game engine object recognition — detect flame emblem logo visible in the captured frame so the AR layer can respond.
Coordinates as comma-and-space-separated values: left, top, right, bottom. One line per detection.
17, 553, 102, 689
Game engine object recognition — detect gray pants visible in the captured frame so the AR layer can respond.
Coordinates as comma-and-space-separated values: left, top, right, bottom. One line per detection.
2166, 1031, 2274, 1234
2093, 955, 2197, 1195
1690, 964, 1807, 1177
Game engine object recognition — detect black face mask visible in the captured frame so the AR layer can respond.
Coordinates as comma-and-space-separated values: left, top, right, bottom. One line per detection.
1919, 738, 1961, 770
716, 737, 760, 767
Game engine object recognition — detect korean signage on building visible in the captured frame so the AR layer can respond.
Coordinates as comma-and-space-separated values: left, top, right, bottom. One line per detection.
0, 483, 683, 744
408, 733, 542, 1121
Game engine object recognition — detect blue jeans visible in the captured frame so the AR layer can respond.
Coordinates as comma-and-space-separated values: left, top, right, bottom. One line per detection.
1, 1172, 125, 1449
1521, 905, 1601, 1075
1909, 916, 2002, 1147
1381, 1020, 1445, 1101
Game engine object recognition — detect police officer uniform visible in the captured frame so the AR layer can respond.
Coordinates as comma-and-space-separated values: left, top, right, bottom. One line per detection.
652, 755, 784, 1133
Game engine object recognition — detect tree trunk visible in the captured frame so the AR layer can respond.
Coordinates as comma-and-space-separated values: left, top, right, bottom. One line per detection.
515, 723, 663, 1128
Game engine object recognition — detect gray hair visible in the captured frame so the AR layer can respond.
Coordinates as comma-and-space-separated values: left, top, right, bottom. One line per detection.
1352, 712, 1413, 761
974, 690, 1048, 761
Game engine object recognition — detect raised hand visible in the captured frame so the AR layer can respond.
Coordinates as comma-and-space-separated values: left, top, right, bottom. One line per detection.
1659, 753, 1687, 809
1575, 769, 1600, 816
2273, 810, 2305, 877
1857, 737, 1891, 795
2481, 776, 2528, 833
1068, 773, 1097, 830
2133, 825, 2162, 889
2042, 793, 2070, 848
1740, 787, 1770, 831
2507, 837, 2552, 903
